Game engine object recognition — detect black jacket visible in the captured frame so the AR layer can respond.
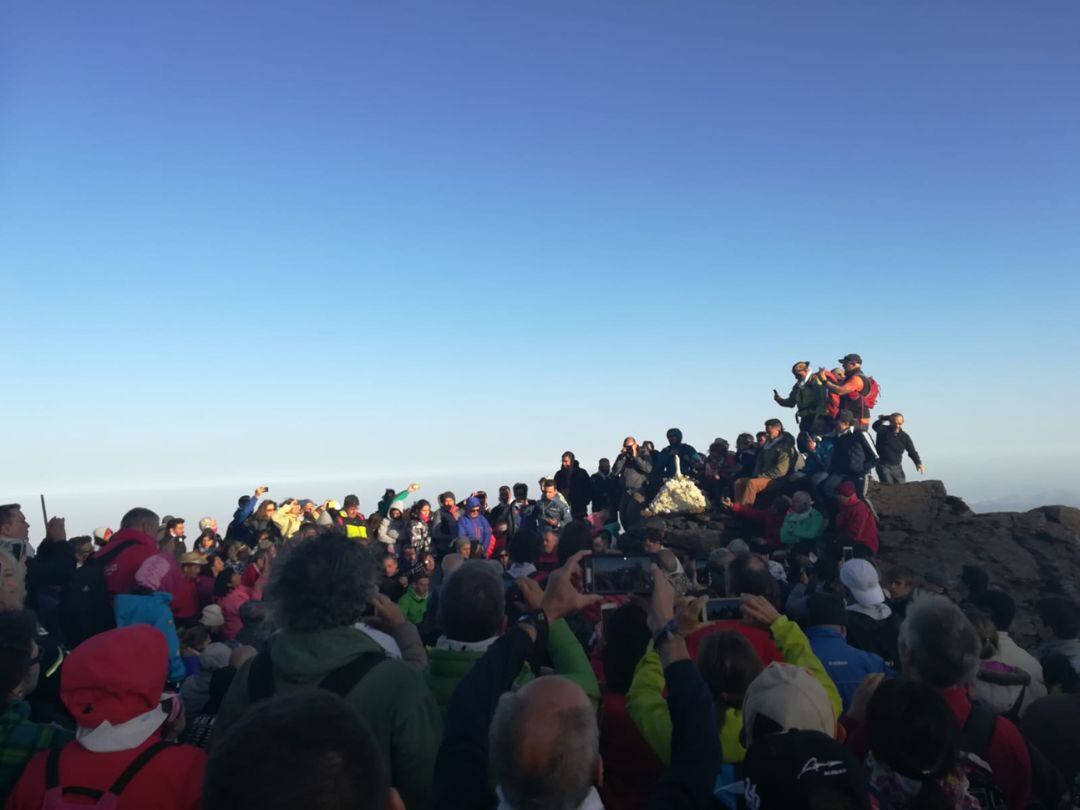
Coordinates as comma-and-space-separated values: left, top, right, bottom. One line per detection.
589, 472, 619, 514
554, 463, 592, 518
873, 424, 922, 467
829, 430, 871, 477
430, 507, 459, 554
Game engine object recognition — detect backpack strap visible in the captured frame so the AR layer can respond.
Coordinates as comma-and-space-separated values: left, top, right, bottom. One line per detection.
247, 649, 277, 703
94, 539, 140, 565
961, 704, 998, 761
45, 746, 63, 790
107, 740, 173, 796
318, 652, 386, 697
43, 740, 172, 800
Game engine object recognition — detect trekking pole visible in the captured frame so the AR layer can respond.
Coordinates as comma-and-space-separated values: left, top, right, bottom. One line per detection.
40, 494, 49, 535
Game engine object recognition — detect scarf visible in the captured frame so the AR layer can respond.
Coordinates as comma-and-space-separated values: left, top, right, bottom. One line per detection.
848, 602, 892, 620
77, 705, 167, 753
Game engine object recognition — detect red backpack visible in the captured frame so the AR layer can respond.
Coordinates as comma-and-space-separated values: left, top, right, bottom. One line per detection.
862, 376, 881, 409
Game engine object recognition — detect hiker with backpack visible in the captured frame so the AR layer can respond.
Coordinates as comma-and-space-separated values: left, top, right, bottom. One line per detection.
64, 508, 161, 648
6, 625, 206, 810
773, 360, 829, 433
210, 533, 441, 810
819, 353, 879, 431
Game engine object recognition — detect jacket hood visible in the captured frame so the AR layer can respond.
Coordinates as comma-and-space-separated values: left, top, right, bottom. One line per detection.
62, 625, 168, 727
270, 627, 384, 683
465, 497, 482, 510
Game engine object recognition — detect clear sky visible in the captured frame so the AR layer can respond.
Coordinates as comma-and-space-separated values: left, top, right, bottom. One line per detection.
3, 2, 1079, 531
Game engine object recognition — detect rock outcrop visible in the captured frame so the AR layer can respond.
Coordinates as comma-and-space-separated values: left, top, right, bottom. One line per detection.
638, 480, 1080, 646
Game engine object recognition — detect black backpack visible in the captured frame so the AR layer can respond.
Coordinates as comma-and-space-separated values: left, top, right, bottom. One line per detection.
247, 647, 387, 703
958, 705, 1009, 810
59, 540, 139, 648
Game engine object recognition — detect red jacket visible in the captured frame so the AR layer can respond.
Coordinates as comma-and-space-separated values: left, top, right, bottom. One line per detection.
7, 733, 205, 810
93, 529, 158, 599
835, 497, 879, 554
169, 577, 199, 622
598, 693, 665, 810
730, 504, 783, 547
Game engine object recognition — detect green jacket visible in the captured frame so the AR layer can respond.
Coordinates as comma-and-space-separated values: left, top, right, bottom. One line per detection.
213, 626, 441, 810
778, 379, 828, 424
780, 509, 826, 545
398, 588, 429, 625
626, 615, 841, 765
752, 434, 796, 480
424, 618, 599, 715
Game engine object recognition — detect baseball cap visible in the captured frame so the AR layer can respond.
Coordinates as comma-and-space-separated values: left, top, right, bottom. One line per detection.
92, 527, 112, 544
838, 353, 862, 365
792, 361, 810, 373
840, 559, 885, 607
742, 662, 836, 747
837, 410, 856, 424
743, 730, 870, 810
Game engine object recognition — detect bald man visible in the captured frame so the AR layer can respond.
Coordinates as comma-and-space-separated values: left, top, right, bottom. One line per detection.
491, 676, 602, 809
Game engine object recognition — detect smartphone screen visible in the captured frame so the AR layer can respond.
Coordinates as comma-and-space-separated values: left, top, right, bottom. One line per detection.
702, 597, 743, 622
600, 603, 618, 640
584, 555, 654, 595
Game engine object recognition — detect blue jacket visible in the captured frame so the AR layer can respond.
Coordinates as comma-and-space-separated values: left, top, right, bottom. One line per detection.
805, 626, 889, 711
115, 592, 186, 682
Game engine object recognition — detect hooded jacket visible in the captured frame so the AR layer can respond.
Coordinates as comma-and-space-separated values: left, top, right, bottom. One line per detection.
114, 592, 186, 682
456, 498, 494, 558
7, 626, 205, 810
752, 432, 797, 480
92, 529, 158, 600
214, 626, 441, 810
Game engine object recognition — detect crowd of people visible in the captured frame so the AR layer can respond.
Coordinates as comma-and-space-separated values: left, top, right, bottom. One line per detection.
0, 353, 1077, 809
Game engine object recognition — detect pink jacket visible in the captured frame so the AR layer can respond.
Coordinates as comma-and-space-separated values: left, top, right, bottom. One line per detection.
215, 585, 256, 641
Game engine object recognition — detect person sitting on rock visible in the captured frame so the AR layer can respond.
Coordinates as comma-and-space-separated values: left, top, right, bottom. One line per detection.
733, 420, 796, 506
721, 494, 788, 551
779, 491, 826, 553
834, 481, 879, 557
820, 410, 874, 503
872, 413, 925, 484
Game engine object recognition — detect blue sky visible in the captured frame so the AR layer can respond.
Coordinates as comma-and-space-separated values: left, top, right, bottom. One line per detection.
2, 2, 1079, 530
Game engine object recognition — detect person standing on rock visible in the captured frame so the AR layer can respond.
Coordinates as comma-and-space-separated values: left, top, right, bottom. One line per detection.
554, 451, 592, 520
872, 413, 924, 484
819, 353, 874, 430
773, 360, 828, 434
612, 437, 653, 531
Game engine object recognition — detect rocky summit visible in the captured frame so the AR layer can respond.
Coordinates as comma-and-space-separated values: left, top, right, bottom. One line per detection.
638, 480, 1080, 647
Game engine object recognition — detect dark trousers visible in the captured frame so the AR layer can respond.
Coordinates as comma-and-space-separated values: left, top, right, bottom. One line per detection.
876, 463, 906, 484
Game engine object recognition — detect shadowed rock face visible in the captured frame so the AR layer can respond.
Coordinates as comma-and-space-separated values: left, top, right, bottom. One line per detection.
635, 480, 1080, 647
872, 481, 1080, 646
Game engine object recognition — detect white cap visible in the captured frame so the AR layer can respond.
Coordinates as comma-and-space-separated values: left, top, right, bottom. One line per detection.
840, 559, 885, 607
